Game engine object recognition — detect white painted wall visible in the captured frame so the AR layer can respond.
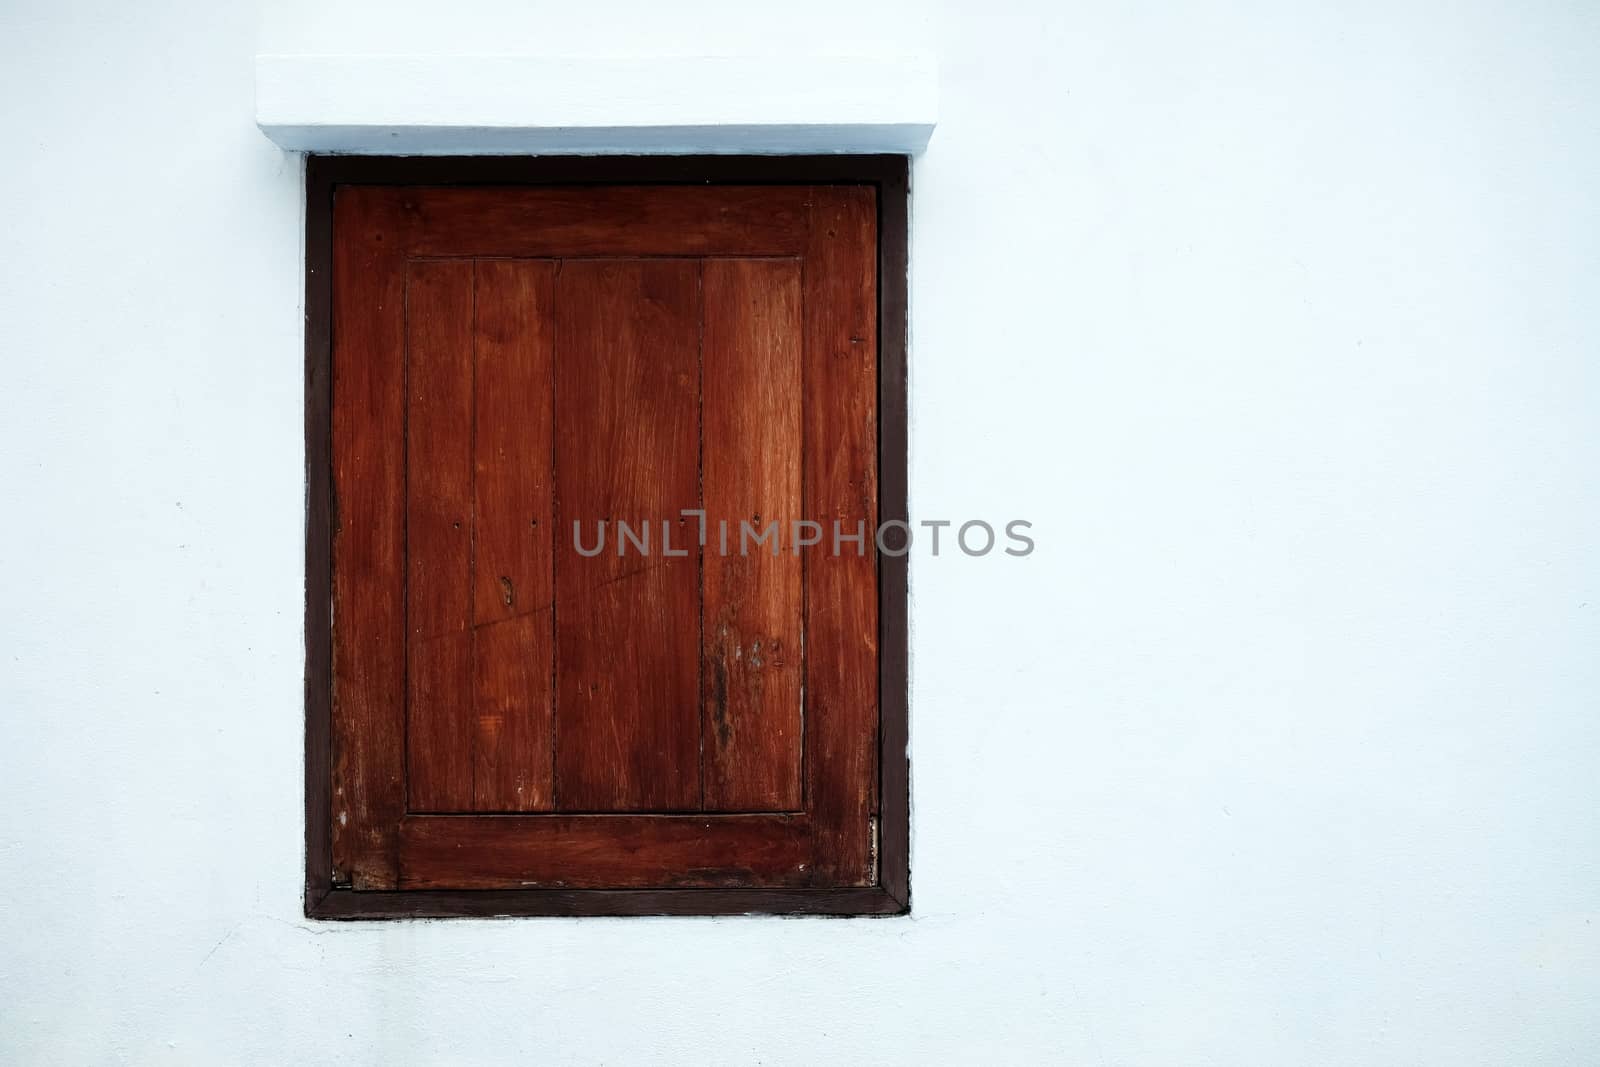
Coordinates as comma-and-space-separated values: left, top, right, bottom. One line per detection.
3, 0, 1597, 1061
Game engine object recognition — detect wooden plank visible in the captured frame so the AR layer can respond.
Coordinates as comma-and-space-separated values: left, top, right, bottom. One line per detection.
403, 259, 476, 812
305, 159, 335, 910
329, 187, 410, 888
471, 259, 557, 811
553, 259, 703, 811
876, 159, 913, 907
398, 814, 810, 889
803, 186, 880, 886
471, 614, 551, 811
403, 186, 810, 258
701, 259, 804, 811
312, 886, 906, 919
309, 154, 911, 188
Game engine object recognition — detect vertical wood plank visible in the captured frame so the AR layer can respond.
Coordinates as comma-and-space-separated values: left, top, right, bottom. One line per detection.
803, 187, 880, 884
471, 259, 557, 811
404, 259, 476, 812
875, 160, 912, 906
305, 161, 335, 909
554, 259, 703, 812
330, 188, 409, 888
701, 259, 804, 811
473, 614, 551, 810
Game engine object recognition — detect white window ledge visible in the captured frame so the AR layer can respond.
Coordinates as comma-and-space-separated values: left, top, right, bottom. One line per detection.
255, 55, 937, 156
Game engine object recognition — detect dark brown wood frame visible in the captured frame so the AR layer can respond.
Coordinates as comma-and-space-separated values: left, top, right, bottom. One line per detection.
304, 155, 909, 919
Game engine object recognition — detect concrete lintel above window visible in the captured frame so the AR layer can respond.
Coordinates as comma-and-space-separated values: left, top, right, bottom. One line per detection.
254, 54, 937, 155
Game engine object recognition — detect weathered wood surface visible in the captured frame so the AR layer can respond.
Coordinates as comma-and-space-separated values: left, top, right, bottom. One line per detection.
330, 182, 881, 892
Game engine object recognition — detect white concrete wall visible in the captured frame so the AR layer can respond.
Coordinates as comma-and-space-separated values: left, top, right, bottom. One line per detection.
3, 0, 1597, 1061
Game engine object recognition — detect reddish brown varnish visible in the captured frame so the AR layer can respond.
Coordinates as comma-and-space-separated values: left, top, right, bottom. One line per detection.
701, 258, 804, 812
330, 184, 878, 892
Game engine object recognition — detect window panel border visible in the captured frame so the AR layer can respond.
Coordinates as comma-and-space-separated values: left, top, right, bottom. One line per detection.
305, 154, 909, 919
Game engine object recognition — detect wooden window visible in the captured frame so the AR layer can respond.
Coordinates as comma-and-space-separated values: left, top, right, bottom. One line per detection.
304, 157, 908, 918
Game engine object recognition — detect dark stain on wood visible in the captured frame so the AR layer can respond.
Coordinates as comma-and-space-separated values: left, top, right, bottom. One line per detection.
710, 647, 731, 750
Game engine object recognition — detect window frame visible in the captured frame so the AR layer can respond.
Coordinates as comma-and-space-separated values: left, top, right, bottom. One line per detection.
303, 155, 909, 919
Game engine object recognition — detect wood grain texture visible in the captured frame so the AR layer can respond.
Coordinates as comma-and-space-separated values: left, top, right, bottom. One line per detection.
554, 259, 703, 812
875, 159, 912, 908
803, 186, 880, 886
315, 162, 905, 914
311, 886, 906, 919
701, 258, 804, 811
305, 161, 334, 909
330, 187, 410, 888
403, 259, 476, 812
471, 259, 557, 811
472, 615, 552, 811
398, 814, 809, 889
403, 186, 810, 258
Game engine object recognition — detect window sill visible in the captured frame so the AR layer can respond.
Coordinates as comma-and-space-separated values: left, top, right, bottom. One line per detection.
255, 54, 937, 156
